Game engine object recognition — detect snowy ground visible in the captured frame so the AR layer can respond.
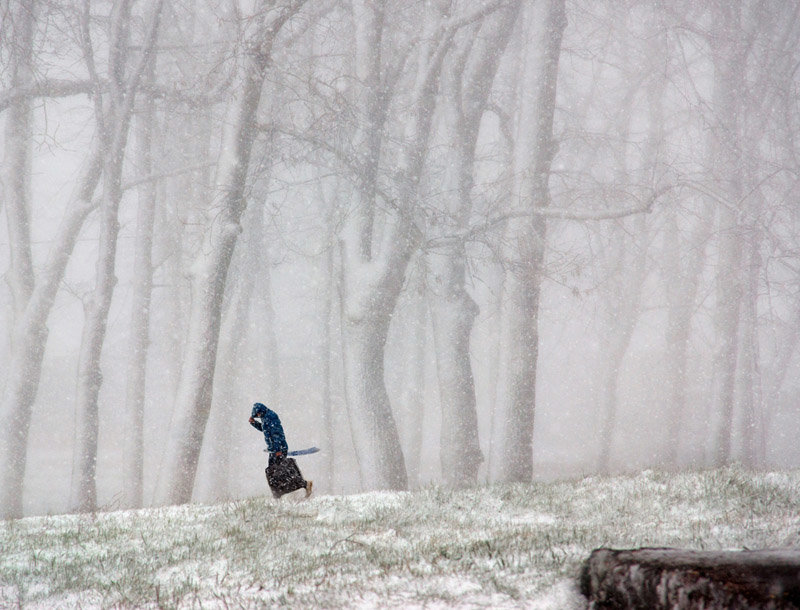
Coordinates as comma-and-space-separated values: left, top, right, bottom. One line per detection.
2, 467, 799, 608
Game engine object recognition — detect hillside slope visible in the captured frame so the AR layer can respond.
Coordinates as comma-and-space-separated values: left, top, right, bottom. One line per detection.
2, 467, 799, 608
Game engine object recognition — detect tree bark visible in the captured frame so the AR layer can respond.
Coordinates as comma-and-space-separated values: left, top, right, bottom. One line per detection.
340, 297, 409, 489
340, 0, 514, 491
580, 547, 800, 609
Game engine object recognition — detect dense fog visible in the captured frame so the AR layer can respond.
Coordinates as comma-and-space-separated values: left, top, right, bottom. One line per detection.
1, 0, 799, 518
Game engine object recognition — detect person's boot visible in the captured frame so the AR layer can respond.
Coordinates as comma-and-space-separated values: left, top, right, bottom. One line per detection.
305, 480, 313, 498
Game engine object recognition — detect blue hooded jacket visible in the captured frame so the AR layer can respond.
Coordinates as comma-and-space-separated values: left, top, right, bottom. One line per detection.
250, 403, 288, 455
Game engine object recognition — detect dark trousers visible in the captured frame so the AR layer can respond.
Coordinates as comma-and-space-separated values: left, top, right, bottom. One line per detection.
266, 454, 307, 499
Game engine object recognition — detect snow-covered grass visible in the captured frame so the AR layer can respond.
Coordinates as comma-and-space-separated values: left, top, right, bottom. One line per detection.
2, 467, 799, 608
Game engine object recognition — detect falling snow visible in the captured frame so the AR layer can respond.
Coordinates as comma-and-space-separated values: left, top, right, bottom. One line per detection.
2, 0, 800, 606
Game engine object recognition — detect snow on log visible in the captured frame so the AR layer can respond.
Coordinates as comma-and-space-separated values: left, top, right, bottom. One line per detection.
579, 547, 800, 609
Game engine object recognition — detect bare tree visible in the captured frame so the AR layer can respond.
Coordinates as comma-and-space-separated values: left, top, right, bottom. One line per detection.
595, 9, 661, 472
335, 0, 405, 490
491, 0, 566, 483
205, 203, 263, 502
2, 0, 35, 326
318, 180, 342, 493
338, 0, 507, 490
73, 0, 165, 513
0, 0, 106, 519
122, 63, 159, 509
736, 2, 800, 468
707, 0, 746, 467
425, 1, 519, 487
396, 258, 427, 488
156, 0, 307, 506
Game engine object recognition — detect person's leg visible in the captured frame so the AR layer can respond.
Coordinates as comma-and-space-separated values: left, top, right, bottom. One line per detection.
267, 455, 307, 497
266, 456, 283, 499
282, 458, 307, 494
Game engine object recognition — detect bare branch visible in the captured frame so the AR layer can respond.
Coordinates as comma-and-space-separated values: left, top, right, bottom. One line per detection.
122, 0, 166, 106
425, 183, 676, 249
440, 0, 516, 35
122, 162, 217, 192
0, 78, 223, 113
0, 79, 95, 113
414, 1, 514, 98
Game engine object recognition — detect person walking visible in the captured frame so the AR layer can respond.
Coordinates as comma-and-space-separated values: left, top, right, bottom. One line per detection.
249, 403, 312, 499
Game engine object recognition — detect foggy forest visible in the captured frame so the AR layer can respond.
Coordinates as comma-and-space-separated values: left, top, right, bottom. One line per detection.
1, 0, 799, 522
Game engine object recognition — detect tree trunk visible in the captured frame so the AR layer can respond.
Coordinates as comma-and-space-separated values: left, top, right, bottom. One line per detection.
73, 0, 163, 513
738, 224, 764, 468
338, 0, 473, 490
320, 219, 337, 492
339, 197, 417, 491
597, 46, 658, 472
597, 318, 640, 473
663, 199, 710, 466
429, 247, 482, 486
0, 0, 37, 520
426, 2, 518, 488
340, 303, 409, 490
492, 0, 566, 483
493, 238, 545, 482
205, 241, 253, 501
205, 198, 271, 501
709, 2, 746, 467
156, 1, 306, 506
338, 0, 401, 490
122, 81, 158, 509
0, 136, 103, 519
2, 0, 36, 326
399, 266, 427, 488
580, 547, 800, 609
762, 302, 800, 457
73, 156, 127, 512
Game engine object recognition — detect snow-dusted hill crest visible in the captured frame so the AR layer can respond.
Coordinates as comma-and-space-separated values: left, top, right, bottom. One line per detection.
2, 467, 799, 608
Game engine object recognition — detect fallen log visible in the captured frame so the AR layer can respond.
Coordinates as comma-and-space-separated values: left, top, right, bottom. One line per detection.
580, 547, 800, 609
